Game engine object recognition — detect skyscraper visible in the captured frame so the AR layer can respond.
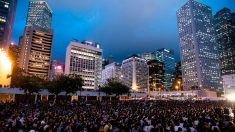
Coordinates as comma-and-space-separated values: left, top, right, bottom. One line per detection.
214, 8, 235, 93
0, 0, 17, 50
177, 0, 220, 90
147, 60, 164, 91
19, 0, 53, 79
26, 0, 52, 29
65, 40, 102, 90
154, 48, 175, 91
121, 55, 149, 92
214, 8, 235, 75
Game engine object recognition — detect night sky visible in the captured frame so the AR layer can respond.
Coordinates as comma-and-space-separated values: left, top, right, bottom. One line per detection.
12, 0, 235, 63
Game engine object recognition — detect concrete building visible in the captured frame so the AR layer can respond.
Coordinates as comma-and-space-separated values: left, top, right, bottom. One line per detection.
147, 60, 164, 92
18, 0, 53, 79
121, 55, 149, 92
154, 48, 175, 91
19, 26, 53, 79
102, 62, 121, 84
102, 55, 114, 69
177, 0, 220, 90
0, 0, 17, 50
65, 40, 102, 90
49, 60, 64, 80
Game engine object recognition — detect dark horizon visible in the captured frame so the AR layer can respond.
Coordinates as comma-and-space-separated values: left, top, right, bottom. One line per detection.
12, 0, 235, 63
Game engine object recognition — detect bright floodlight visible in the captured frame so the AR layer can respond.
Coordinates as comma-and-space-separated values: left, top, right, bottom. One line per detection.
0, 49, 12, 86
226, 94, 235, 102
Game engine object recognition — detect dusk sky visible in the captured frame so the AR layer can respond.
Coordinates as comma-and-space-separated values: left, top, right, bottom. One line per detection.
12, 0, 235, 63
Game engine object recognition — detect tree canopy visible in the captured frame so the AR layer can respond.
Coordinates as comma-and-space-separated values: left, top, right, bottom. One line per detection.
47, 74, 84, 95
100, 79, 130, 96
10, 68, 45, 94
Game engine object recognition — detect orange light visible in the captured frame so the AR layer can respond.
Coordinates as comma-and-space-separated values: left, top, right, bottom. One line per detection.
175, 85, 179, 90
0, 49, 12, 86
177, 80, 181, 84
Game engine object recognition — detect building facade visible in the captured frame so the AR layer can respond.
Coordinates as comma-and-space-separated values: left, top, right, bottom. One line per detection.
49, 60, 64, 80
0, 0, 17, 50
177, 0, 220, 90
26, 0, 52, 30
147, 60, 164, 91
18, 0, 53, 79
214, 8, 235, 75
65, 40, 102, 90
222, 74, 235, 95
102, 62, 121, 84
140, 52, 155, 61
102, 55, 114, 69
18, 26, 53, 79
154, 48, 175, 91
121, 55, 149, 92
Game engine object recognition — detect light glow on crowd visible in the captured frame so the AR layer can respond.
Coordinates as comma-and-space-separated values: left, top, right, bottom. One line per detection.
226, 93, 235, 102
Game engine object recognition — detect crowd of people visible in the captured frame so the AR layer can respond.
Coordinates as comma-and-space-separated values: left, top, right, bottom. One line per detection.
0, 100, 235, 132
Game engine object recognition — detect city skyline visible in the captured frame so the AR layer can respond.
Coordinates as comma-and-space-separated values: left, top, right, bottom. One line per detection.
12, 0, 235, 62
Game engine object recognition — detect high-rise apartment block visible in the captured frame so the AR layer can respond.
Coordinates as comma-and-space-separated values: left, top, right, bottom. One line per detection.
121, 55, 149, 92
177, 0, 220, 90
0, 0, 17, 49
65, 40, 102, 90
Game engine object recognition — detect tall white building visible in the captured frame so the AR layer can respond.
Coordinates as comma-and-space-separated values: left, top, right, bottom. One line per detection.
121, 55, 149, 92
102, 62, 121, 84
177, 0, 220, 90
65, 40, 102, 90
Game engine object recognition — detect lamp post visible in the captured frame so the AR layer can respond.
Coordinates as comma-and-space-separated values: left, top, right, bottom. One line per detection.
98, 85, 101, 102
175, 85, 179, 91
177, 80, 181, 91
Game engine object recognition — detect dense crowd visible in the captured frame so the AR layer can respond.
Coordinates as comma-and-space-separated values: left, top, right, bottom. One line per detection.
0, 100, 235, 132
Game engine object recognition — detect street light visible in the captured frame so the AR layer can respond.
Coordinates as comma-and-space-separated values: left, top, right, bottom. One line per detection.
177, 80, 181, 85
175, 85, 179, 91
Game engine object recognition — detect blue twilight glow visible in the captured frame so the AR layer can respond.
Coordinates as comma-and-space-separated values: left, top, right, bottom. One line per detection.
12, 0, 235, 62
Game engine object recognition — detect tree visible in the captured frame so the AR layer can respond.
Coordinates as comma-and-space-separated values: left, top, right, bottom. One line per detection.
68, 74, 84, 96
46, 74, 84, 102
100, 79, 130, 99
9, 67, 44, 94
47, 75, 65, 103
171, 62, 183, 91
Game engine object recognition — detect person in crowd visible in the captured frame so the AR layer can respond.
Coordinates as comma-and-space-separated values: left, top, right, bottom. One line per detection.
0, 100, 234, 132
